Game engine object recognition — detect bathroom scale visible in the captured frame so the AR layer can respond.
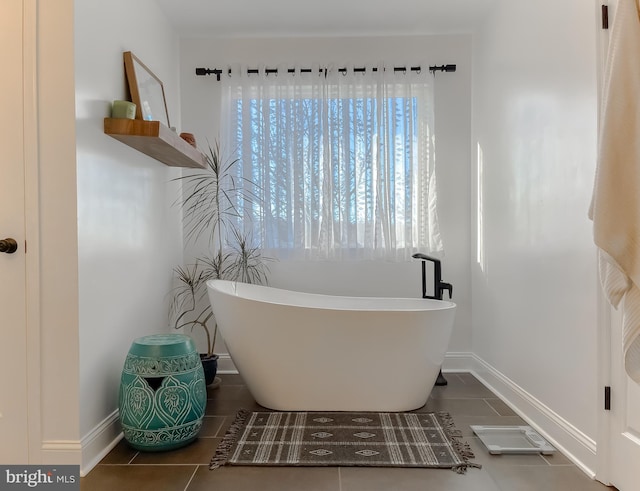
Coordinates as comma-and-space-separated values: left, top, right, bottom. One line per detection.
470, 425, 556, 455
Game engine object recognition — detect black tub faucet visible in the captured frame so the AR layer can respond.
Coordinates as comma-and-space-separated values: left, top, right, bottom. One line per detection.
412, 252, 453, 387
411, 253, 453, 301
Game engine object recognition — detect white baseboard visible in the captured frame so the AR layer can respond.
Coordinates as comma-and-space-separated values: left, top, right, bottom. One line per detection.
442, 351, 474, 372
79, 409, 123, 477
40, 440, 82, 466
216, 353, 238, 373
469, 354, 597, 478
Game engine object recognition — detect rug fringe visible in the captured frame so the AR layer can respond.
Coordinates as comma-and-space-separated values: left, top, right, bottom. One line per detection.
437, 411, 482, 474
452, 462, 483, 474
209, 408, 250, 470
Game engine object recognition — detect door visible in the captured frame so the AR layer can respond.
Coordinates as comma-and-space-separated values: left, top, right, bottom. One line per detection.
597, 1, 640, 490
0, 0, 30, 463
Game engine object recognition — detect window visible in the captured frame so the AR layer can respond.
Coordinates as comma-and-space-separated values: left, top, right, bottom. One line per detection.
220, 65, 443, 260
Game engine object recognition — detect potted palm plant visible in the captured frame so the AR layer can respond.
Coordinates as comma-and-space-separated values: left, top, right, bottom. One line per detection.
169, 142, 269, 386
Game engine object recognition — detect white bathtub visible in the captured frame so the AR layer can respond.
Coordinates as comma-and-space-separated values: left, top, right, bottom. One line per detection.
206, 279, 456, 412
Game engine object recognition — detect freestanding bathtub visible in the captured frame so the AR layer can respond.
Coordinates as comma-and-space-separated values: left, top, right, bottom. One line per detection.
206, 279, 456, 412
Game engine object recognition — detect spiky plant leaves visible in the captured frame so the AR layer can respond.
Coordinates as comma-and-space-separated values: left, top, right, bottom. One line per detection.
170, 141, 271, 356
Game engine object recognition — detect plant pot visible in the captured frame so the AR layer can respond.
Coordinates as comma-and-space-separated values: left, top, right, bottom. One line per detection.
200, 353, 219, 386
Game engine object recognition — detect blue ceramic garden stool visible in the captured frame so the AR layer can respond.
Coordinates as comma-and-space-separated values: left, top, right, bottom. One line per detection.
119, 334, 206, 451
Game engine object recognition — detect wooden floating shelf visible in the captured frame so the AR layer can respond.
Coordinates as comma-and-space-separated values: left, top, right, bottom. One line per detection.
104, 118, 207, 169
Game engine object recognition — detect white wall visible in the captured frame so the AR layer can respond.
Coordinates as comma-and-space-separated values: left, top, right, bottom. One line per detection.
178, 35, 473, 360
74, 0, 183, 472
471, 0, 599, 472
70, 0, 602, 473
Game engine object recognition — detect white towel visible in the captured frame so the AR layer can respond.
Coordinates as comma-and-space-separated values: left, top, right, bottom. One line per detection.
590, 0, 640, 383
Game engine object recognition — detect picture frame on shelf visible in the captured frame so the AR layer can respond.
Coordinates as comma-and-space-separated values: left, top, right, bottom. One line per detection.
123, 51, 170, 127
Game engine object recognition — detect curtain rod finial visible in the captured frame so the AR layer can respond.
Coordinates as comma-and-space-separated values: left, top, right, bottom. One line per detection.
196, 67, 222, 81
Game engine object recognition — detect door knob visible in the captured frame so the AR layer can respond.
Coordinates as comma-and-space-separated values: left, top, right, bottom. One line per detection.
0, 238, 18, 254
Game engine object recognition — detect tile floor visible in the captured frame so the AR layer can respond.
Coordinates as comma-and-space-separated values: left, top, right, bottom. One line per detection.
81, 373, 615, 491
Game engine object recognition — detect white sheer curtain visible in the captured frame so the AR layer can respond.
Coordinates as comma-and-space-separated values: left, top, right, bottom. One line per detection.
220, 63, 443, 260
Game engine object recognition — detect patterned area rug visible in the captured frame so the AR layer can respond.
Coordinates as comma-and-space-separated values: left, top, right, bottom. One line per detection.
210, 409, 480, 473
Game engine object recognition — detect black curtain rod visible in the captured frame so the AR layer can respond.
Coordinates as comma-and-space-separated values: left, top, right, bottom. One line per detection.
195, 64, 456, 81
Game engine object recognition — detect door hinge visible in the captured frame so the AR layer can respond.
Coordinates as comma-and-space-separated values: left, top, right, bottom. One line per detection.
604, 386, 611, 410
602, 5, 609, 29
